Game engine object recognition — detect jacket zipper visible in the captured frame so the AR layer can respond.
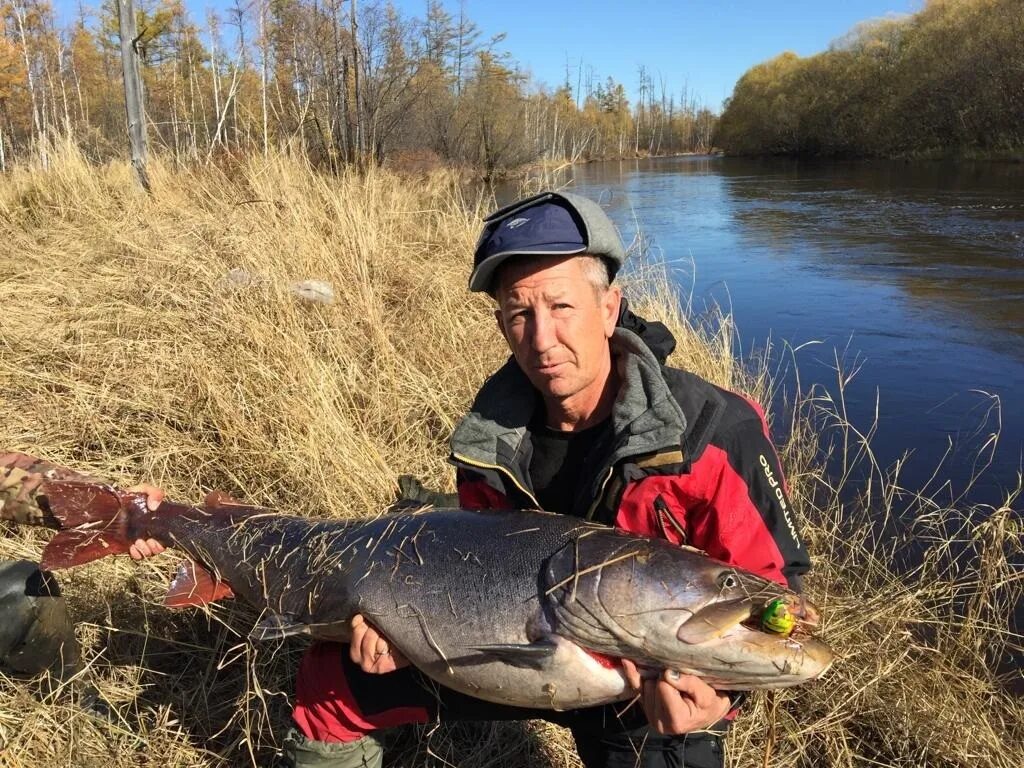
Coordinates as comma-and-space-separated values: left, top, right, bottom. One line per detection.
654, 494, 688, 544
451, 452, 542, 509
584, 466, 615, 520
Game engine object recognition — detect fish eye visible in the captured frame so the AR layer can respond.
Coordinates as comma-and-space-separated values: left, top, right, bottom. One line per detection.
718, 572, 739, 590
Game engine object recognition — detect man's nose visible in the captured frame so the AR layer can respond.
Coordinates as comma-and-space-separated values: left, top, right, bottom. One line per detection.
529, 310, 557, 352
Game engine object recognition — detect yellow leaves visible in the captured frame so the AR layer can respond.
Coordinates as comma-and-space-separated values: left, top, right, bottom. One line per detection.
0, 35, 24, 101
718, 0, 1024, 156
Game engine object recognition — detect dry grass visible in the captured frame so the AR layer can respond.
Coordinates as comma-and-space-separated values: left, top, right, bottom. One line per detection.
0, 143, 1021, 767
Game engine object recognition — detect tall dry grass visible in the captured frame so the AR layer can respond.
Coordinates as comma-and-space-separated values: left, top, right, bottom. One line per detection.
0, 143, 1021, 767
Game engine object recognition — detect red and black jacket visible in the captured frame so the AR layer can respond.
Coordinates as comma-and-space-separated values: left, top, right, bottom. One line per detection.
449, 327, 809, 593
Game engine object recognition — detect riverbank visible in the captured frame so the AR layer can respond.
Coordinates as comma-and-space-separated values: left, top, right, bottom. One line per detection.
717, 147, 1024, 163
0, 145, 1020, 767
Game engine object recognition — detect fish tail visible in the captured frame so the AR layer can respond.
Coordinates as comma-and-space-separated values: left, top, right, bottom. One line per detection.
39, 481, 138, 569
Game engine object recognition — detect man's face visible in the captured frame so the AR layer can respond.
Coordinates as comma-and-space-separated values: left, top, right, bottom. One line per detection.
494, 256, 621, 403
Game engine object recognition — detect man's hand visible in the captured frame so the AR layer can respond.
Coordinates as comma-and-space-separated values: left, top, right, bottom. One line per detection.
622, 659, 731, 735
349, 614, 410, 674
125, 483, 167, 560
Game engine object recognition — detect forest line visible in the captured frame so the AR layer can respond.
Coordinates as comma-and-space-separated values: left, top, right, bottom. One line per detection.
715, 0, 1024, 158
0, 0, 717, 177
3, 0, 1020, 176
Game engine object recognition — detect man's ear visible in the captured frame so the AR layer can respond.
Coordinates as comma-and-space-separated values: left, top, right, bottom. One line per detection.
602, 285, 622, 338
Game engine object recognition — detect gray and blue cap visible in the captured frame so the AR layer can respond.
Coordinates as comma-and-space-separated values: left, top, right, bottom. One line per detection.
470, 191, 627, 292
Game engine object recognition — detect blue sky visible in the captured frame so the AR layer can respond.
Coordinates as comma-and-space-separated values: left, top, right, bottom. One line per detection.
400, 0, 923, 109
158, 0, 921, 110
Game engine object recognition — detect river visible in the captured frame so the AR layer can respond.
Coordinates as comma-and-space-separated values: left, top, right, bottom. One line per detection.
522, 156, 1024, 509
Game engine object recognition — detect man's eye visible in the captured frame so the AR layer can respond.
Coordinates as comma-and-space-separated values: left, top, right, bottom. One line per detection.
553, 303, 572, 311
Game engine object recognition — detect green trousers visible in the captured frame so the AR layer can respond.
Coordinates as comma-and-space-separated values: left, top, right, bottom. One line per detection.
282, 729, 383, 768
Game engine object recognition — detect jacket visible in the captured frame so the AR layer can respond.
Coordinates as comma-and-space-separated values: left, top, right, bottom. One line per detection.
448, 327, 809, 592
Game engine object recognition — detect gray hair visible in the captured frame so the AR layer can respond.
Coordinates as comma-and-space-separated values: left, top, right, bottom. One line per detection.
490, 254, 610, 300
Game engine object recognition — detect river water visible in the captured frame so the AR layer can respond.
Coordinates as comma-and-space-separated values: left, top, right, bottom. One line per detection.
531, 156, 1024, 509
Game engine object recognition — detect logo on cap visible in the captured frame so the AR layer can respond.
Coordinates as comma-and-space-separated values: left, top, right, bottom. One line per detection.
505, 217, 530, 229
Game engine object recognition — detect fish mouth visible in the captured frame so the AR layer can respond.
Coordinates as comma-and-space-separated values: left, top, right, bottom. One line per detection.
578, 596, 833, 686
745, 593, 821, 633
676, 594, 822, 645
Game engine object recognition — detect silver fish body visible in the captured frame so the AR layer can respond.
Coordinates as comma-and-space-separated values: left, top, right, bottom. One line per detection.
41, 484, 834, 710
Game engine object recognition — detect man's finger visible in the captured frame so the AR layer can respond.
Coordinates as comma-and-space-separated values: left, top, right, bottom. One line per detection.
127, 538, 164, 560
126, 484, 166, 511
359, 624, 380, 670
145, 488, 165, 511
666, 672, 718, 711
350, 620, 368, 664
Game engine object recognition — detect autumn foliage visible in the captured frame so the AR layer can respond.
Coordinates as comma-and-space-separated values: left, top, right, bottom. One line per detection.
716, 0, 1024, 157
0, 0, 716, 176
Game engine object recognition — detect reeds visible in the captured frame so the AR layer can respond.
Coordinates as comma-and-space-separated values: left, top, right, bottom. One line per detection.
0, 143, 1020, 767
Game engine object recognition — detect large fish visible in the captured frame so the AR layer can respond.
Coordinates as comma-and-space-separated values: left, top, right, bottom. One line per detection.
37, 480, 834, 710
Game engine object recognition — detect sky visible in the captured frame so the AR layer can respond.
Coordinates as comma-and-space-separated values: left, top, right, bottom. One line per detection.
117, 0, 923, 111
436, 0, 925, 110
382, 0, 924, 109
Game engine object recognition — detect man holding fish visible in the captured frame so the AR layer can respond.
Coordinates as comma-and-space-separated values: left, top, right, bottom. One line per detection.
274, 191, 811, 767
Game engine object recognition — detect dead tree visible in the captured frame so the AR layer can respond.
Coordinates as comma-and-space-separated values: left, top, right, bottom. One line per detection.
117, 0, 150, 191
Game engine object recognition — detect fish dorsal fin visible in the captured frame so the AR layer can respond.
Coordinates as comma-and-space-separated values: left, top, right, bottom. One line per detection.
676, 600, 753, 644
164, 560, 235, 607
471, 641, 558, 670
203, 490, 244, 508
250, 613, 311, 642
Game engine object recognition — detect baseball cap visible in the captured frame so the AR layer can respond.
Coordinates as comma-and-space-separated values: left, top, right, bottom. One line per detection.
469, 191, 627, 293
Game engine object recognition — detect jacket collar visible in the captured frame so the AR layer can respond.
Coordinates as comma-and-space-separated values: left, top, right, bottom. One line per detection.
449, 328, 690, 480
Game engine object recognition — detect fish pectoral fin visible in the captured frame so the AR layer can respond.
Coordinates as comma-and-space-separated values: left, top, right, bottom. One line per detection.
470, 641, 558, 670
676, 600, 754, 644
250, 613, 311, 641
164, 560, 235, 608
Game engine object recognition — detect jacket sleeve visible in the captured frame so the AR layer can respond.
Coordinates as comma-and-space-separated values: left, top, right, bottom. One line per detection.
455, 467, 512, 510
686, 418, 810, 592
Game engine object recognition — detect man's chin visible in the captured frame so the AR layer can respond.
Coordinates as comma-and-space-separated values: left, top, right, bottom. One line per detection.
534, 379, 579, 400
526, 370, 567, 393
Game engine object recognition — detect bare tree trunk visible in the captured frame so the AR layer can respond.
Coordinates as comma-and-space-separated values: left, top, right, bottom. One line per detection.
69, 36, 88, 125
259, 0, 269, 157
117, 0, 150, 191
209, 12, 222, 150
208, 65, 242, 162
48, 37, 72, 138
331, 0, 347, 169
171, 48, 181, 159
350, 0, 363, 169
13, 2, 46, 167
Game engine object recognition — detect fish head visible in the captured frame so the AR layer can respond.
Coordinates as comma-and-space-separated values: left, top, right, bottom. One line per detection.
544, 531, 834, 689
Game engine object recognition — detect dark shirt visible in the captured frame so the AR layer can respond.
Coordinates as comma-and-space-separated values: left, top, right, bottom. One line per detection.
528, 413, 611, 516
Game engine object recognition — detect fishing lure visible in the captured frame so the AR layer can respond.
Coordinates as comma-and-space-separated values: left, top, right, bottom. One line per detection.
761, 598, 796, 636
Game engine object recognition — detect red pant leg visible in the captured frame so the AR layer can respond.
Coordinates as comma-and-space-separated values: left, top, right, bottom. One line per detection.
292, 642, 430, 743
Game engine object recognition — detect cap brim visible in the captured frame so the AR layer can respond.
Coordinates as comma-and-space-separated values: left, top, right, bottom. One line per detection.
469, 245, 587, 292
